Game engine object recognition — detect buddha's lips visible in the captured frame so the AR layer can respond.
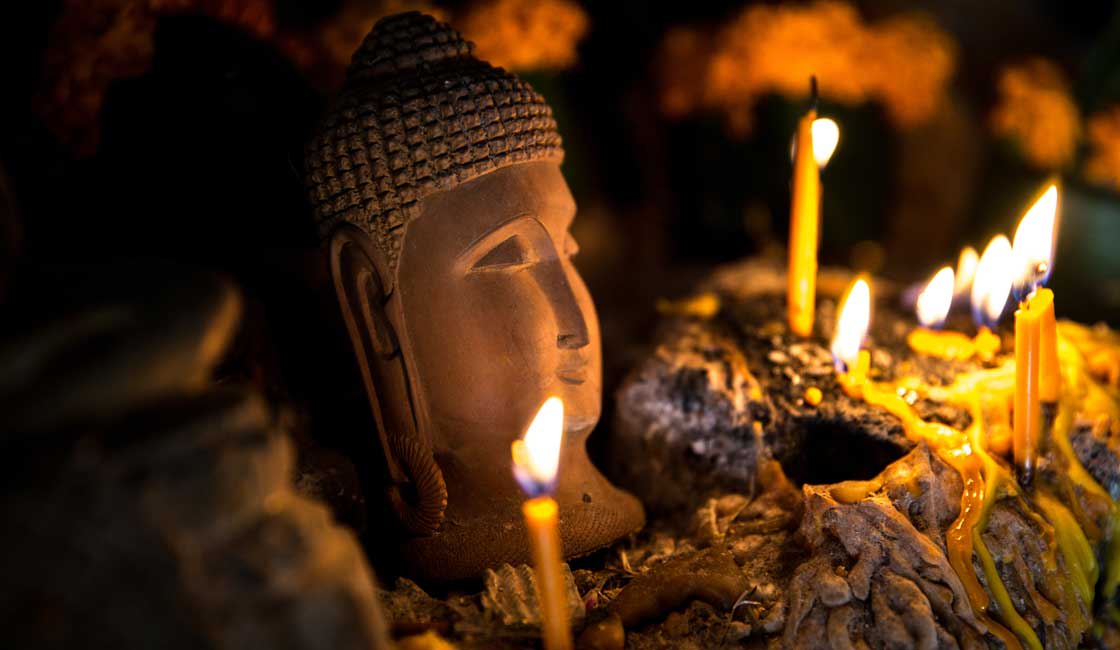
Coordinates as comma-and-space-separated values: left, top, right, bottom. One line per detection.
557, 365, 588, 385
556, 350, 590, 385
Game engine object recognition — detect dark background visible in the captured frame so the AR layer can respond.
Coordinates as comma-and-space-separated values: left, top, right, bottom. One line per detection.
3, 0, 1120, 578
3, 1, 1120, 324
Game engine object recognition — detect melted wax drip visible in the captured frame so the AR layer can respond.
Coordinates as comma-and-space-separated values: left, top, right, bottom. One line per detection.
839, 325, 1120, 649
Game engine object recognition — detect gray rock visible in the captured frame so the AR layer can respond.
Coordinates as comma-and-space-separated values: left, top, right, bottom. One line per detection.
0, 272, 391, 650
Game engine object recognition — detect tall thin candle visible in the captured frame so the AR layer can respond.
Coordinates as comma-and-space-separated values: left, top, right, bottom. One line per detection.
788, 77, 832, 337
512, 397, 572, 650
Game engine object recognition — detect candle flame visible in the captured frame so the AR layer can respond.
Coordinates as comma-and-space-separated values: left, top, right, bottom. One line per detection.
812, 118, 840, 167
789, 117, 840, 167
1011, 183, 1058, 295
954, 246, 979, 299
916, 267, 954, 328
970, 235, 1014, 328
512, 397, 564, 496
832, 278, 871, 372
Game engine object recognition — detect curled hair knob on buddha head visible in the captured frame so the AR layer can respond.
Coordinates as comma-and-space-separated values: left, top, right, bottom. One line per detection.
305, 11, 564, 274
346, 11, 474, 82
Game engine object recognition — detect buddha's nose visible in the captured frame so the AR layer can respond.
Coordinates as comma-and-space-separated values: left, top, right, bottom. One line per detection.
540, 261, 589, 350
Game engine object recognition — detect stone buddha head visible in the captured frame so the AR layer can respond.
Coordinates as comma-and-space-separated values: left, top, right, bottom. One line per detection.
305, 12, 644, 580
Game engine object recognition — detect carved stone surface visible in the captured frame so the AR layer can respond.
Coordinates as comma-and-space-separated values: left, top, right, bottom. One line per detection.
785, 447, 989, 649
305, 11, 643, 580
481, 563, 585, 630
305, 11, 564, 271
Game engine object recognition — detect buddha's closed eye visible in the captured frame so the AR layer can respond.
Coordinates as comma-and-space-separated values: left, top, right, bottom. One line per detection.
471, 235, 538, 272
469, 232, 579, 274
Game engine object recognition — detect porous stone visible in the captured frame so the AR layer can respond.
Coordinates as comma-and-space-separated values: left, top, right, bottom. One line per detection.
613, 259, 920, 514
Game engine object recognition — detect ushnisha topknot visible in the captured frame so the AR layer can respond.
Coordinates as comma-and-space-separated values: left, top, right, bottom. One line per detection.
305, 12, 565, 270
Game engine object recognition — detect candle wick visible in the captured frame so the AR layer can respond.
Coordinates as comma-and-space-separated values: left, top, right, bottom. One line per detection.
809, 76, 819, 112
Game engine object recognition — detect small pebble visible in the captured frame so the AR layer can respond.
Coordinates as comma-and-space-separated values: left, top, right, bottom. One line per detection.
761, 601, 786, 633
817, 571, 853, 607
725, 620, 753, 641
804, 387, 823, 406
663, 612, 689, 637
716, 494, 748, 517
398, 631, 456, 650
577, 613, 624, 650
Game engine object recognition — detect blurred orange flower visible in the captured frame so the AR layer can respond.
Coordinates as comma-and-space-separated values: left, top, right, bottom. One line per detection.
660, 1, 956, 134
37, 0, 275, 156
1084, 108, 1120, 191
287, 0, 443, 89
456, 0, 589, 71
37, 0, 589, 156
990, 58, 1080, 169
658, 26, 713, 120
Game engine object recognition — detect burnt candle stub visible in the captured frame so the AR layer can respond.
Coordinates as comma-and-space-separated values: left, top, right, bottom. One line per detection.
304, 11, 644, 580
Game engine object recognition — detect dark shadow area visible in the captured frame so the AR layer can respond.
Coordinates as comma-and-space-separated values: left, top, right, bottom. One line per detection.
781, 417, 910, 486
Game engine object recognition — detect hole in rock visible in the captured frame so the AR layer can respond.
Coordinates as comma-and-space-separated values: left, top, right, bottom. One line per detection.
781, 417, 909, 486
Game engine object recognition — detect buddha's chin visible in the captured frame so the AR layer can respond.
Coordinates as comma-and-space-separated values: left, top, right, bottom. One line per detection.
550, 387, 602, 430
402, 445, 645, 581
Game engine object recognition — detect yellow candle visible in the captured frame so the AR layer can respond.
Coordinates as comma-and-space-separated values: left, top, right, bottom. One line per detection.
1033, 288, 1060, 402
1010, 184, 1060, 402
523, 496, 571, 650
908, 266, 1005, 362
512, 397, 572, 650
1014, 300, 1042, 482
788, 105, 819, 338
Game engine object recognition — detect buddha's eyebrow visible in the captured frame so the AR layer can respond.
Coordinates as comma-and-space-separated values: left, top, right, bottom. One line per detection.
455, 213, 537, 271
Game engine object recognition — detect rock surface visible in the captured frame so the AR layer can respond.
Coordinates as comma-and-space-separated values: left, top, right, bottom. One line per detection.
0, 271, 391, 650
613, 260, 937, 514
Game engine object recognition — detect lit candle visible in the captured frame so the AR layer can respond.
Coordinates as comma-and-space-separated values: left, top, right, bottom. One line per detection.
916, 266, 955, 328
1014, 301, 1042, 483
954, 246, 980, 302
908, 264, 1001, 361
788, 77, 839, 337
512, 397, 572, 650
1036, 288, 1059, 402
1010, 183, 1060, 482
832, 277, 871, 388
1011, 184, 1060, 402
970, 235, 1014, 331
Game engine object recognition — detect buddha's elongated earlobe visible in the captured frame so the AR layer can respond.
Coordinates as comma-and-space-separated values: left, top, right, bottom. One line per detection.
329, 224, 446, 535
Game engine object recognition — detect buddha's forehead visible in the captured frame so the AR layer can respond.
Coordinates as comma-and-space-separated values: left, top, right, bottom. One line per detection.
402, 161, 574, 263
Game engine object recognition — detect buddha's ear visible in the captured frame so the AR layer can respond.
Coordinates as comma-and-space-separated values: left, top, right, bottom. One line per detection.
329, 225, 398, 359
328, 224, 446, 536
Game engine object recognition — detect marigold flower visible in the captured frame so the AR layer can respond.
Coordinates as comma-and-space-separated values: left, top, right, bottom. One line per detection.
457, 0, 589, 71
659, 1, 956, 134
1084, 108, 1120, 191
990, 58, 1080, 169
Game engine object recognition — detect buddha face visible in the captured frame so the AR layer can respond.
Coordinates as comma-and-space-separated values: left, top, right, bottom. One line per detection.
394, 160, 601, 501
329, 158, 642, 579
315, 13, 643, 580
